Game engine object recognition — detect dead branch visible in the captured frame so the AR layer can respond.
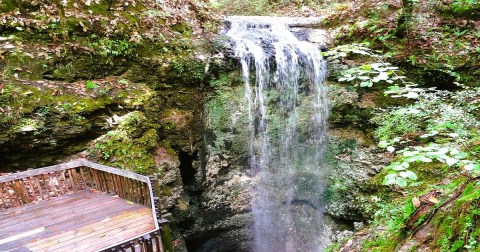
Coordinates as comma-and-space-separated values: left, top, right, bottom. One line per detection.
409, 175, 480, 239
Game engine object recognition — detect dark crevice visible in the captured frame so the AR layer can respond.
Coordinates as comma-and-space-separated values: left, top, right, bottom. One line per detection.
178, 150, 197, 186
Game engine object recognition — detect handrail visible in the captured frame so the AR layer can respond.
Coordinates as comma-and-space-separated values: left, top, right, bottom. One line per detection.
0, 159, 157, 222
0, 159, 150, 183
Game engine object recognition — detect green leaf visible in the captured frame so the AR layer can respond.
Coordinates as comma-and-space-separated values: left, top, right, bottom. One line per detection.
455, 152, 469, 159
438, 148, 449, 154
377, 72, 389, 80
85, 80, 99, 90
458, 187, 480, 202
401, 170, 417, 180
385, 173, 397, 180
403, 151, 418, 157
445, 157, 459, 166
396, 177, 408, 187
360, 64, 373, 70
403, 92, 419, 99
383, 177, 396, 185
465, 163, 480, 172
360, 80, 373, 87
378, 141, 389, 148
390, 163, 407, 171
387, 85, 400, 91
418, 156, 432, 162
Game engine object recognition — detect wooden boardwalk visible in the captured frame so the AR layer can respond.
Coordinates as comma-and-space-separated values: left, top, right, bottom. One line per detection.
0, 190, 155, 252
0, 159, 172, 252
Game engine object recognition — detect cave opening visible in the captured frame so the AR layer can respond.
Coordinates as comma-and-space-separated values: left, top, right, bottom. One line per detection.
178, 150, 197, 186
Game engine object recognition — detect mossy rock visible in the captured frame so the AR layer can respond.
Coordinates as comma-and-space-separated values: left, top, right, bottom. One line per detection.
329, 103, 374, 129
436, 1, 480, 20
0, 80, 156, 170
0, 0, 40, 13
88, 111, 159, 175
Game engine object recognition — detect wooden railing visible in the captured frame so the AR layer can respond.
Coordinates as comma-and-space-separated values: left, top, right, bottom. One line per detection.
0, 159, 173, 252
0, 159, 155, 210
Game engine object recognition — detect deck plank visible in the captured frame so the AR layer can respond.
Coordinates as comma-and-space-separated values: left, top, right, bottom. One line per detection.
26, 209, 153, 251
0, 189, 155, 252
0, 194, 126, 235
32, 210, 154, 251
0, 201, 142, 249
0, 190, 108, 225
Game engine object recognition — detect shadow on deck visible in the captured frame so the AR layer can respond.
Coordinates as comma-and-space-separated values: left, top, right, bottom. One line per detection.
0, 159, 172, 252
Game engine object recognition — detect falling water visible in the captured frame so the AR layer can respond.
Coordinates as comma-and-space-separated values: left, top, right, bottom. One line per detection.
226, 16, 330, 252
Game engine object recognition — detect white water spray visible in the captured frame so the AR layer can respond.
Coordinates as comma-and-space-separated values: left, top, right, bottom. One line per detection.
226, 16, 329, 252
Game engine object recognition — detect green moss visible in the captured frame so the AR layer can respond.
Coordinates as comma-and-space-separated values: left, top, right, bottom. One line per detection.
363, 237, 399, 251
374, 93, 411, 107
329, 104, 374, 129
0, 80, 152, 130
11, 118, 42, 132
431, 181, 480, 251
437, 0, 480, 19
88, 3, 110, 15
0, 0, 38, 12
88, 111, 159, 175
2, 50, 48, 80
205, 76, 250, 157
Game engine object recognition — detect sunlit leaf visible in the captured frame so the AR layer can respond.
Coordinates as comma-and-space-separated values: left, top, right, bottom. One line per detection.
403, 92, 419, 99
396, 177, 408, 187
360, 80, 373, 87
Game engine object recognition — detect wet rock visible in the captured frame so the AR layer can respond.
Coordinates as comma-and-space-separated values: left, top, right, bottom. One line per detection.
324, 133, 390, 222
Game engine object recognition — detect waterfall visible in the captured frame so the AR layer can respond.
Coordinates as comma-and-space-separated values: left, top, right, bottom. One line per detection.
226, 16, 330, 252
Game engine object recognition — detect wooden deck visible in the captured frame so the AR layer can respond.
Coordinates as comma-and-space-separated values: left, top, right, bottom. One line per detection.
0, 189, 156, 252
0, 159, 171, 252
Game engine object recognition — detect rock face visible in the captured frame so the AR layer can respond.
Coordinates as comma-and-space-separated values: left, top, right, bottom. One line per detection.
178, 74, 253, 252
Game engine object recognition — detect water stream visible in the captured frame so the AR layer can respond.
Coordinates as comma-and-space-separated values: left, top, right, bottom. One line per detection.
226, 16, 330, 252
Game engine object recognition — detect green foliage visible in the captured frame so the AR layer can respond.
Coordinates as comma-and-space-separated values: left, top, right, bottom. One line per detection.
375, 87, 480, 187
209, 0, 271, 15
86, 37, 136, 60
434, 181, 480, 251
362, 197, 418, 250
321, 43, 374, 60
338, 63, 405, 88
372, 107, 423, 142
0, 84, 30, 126
88, 112, 158, 175
451, 0, 480, 15
325, 43, 409, 88
85, 80, 99, 90
382, 144, 474, 187
384, 84, 430, 99
210, 0, 330, 15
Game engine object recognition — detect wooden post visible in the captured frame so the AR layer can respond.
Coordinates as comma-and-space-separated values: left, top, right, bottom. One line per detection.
150, 174, 162, 216
0, 183, 6, 209
159, 220, 173, 252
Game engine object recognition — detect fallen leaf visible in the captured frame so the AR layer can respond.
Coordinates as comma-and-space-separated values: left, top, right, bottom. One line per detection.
412, 197, 421, 208
427, 195, 438, 204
